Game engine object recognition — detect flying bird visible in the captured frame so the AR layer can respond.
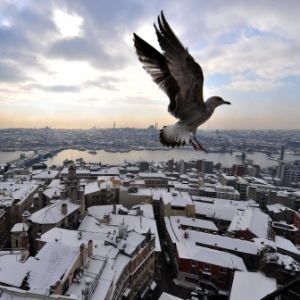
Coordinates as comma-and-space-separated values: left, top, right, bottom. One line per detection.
133, 11, 231, 151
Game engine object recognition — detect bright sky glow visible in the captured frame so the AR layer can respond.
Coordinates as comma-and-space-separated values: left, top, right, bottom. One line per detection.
0, 0, 300, 130
53, 10, 83, 38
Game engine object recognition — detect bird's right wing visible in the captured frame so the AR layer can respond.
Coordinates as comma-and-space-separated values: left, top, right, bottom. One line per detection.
155, 12, 205, 120
133, 33, 179, 113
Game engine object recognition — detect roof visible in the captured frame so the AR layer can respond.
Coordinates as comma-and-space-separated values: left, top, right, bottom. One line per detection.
80, 205, 161, 252
161, 191, 193, 206
139, 172, 167, 178
31, 170, 59, 179
165, 216, 261, 255
228, 209, 270, 238
24, 242, 80, 295
38, 227, 89, 248
169, 215, 218, 232
230, 271, 277, 300
176, 242, 246, 271
0, 261, 29, 287
28, 198, 80, 225
266, 203, 293, 213
11, 223, 29, 233
159, 292, 183, 300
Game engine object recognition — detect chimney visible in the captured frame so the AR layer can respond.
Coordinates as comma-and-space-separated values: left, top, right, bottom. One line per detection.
61, 203, 68, 215
60, 189, 66, 200
20, 226, 29, 248
112, 201, 116, 214
88, 240, 93, 257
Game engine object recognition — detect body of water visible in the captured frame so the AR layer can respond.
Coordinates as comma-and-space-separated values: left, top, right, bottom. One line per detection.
1, 148, 298, 168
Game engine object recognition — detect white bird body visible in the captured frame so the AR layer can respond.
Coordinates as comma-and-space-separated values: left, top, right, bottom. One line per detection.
133, 12, 230, 151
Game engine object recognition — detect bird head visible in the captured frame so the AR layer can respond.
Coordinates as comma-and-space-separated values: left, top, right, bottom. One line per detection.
207, 96, 231, 108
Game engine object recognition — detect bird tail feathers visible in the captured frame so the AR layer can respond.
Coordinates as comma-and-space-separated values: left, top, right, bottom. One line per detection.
159, 124, 190, 147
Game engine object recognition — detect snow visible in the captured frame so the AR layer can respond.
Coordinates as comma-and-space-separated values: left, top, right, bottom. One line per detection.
165, 216, 261, 255
38, 227, 89, 248
230, 271, 277, 300
81, 205, 161, 252
228, 209, 270, 238
264, 252, 300, 271
193, 197, 257, 222
159, 292, 183, 300
31, 170, 59, 180
161, 191, 193, 206
254, 236, 300, 255
169, 215, 218, 232
11, 222, 29, 232
25, 242, 80, 295
0, 261, 29, 287
28, 198, 80, 224
176, 242, 247, 271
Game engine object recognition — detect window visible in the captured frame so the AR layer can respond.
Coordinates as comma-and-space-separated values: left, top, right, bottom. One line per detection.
204, 264, 211, 271
218, 276, 226, 283
219, 267, 226, 274
202, 273, 210, 281
191, 260, 197, 267
185, 276, 198, 284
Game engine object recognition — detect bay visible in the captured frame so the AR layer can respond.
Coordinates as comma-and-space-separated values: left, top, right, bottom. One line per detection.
1, 148, 297, 168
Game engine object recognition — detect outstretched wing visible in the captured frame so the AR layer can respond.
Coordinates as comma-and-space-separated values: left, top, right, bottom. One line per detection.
133, 33, 179, 114
155, 11, 205, 120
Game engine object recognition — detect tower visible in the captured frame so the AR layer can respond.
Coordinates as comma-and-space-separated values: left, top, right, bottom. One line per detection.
277, 145, 285, 180
63, 161, 85, 216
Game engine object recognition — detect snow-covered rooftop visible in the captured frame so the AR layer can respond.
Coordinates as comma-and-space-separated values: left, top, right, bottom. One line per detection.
79, 205, 161, 252
161, 191, 193, 206
25, 242, 80, 295
228, 209, 270, 238
165, 216, 261, 255
176, 242, 246, 271
230, 271, 277, 300
28, 198, 80, 224
169, 215, 218, 232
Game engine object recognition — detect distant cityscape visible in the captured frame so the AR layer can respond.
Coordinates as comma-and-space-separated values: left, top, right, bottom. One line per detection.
0, 128, 300, 299
1, 127, 300, 154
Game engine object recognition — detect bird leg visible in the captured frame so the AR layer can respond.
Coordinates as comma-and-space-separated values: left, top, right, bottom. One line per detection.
190, 131, 207, 152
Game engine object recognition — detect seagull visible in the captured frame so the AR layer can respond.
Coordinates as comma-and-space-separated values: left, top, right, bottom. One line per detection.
133, 11, 231, 152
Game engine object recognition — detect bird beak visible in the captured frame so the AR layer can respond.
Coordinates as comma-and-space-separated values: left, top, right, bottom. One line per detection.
224, 101, 231, 105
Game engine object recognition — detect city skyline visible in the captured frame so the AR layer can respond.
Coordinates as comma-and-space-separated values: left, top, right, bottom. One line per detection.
1, 0, 300, 130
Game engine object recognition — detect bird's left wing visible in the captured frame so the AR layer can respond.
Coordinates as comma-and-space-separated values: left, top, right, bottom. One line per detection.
133, 33, 179, 113
155, 12, 205, 120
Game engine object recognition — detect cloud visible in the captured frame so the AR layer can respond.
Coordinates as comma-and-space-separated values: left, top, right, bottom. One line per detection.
0, 0, 300, 129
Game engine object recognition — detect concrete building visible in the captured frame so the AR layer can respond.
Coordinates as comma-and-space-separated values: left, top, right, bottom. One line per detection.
138, 172, 168, 189
175, 242, 246, 291
282, 163, 300, 187
227, 209, 273, 241
84, 177, 120, 208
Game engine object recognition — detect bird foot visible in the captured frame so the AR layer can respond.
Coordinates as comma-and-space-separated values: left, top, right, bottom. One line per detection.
190, 140, 207, 152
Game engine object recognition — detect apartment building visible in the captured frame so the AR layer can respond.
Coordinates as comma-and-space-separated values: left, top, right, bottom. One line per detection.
282, 163, 300, 187
175, 242, 246, 291
138, 172, 168, 189
227, 209, 273, 241
85, 177, 120, 208
0, 181, 40, 248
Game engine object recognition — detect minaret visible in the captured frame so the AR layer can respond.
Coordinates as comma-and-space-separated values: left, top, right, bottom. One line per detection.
277, 145, 285, 180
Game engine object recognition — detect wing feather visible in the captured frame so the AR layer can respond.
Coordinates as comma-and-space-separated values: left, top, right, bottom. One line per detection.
155, 12, 205, 119
134, 11, 206, 121
133, 33, 179, 114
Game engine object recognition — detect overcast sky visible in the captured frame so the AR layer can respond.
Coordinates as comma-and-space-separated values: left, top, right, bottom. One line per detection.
1, 0, 300, 130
